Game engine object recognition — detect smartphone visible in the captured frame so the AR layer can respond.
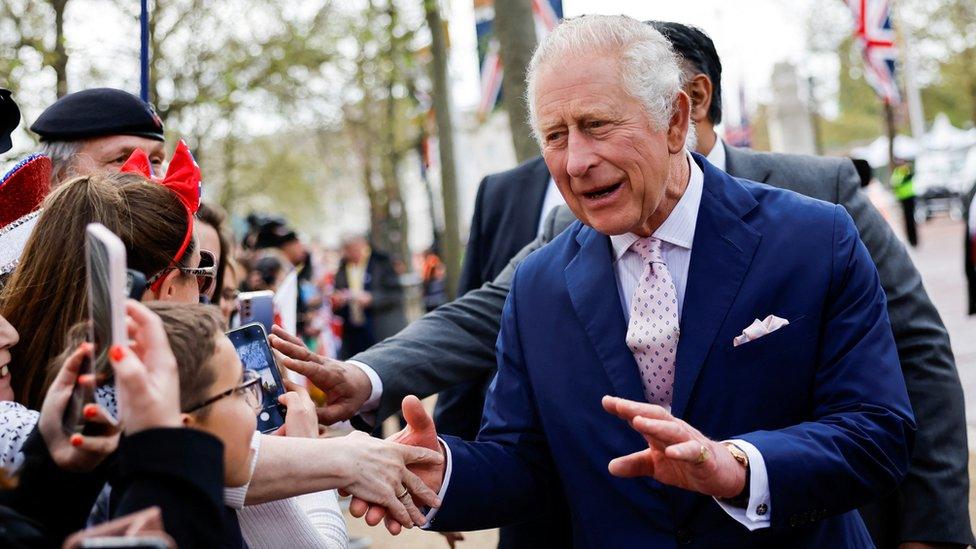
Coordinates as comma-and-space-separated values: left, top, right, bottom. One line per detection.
237, 290, 274, 333
126, 269, 147, 301
226, 322, 287, 433
63, 224, 127, 434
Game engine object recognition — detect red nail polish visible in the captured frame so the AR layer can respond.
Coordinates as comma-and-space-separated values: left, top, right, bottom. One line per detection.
109, 345, 125, 362
70, 435, 83, 447
83, 405, 97, 419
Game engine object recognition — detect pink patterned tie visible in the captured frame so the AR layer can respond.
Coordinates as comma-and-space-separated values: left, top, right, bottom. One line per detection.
626, 237, 679, 407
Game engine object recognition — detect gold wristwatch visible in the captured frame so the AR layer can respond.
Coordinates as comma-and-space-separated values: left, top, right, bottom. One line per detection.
721, 442, 750, 507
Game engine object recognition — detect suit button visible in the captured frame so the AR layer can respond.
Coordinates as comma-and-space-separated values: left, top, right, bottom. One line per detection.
675, 528, 692, 545
756, 503, 768, 516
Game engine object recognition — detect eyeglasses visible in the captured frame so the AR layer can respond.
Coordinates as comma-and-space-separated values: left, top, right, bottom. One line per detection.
147, 249, 217, 297
185, 369, 262, 414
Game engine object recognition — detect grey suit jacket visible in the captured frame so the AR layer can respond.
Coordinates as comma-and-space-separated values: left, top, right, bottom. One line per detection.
353, 147, 972, 546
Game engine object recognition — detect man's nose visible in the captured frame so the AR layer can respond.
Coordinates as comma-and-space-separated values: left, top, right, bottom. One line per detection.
565, 130, 598, 178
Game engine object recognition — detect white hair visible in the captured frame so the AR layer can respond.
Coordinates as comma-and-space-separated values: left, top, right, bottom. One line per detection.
36, 140, 83, 186
526, 15, 683, 142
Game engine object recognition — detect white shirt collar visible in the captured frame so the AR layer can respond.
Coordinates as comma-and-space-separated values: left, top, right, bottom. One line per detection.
705, 136, 726, 172
609, 151, 704, 260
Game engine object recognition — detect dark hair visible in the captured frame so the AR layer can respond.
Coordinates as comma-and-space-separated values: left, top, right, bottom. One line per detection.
255, 254, 283, 287
196, 201, 230, 300
0, 171, 190, 408
648, 21, 723, 125
146, 302, 226, 415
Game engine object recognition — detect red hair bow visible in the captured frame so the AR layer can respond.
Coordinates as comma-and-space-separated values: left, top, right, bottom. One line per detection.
120, 139, 201, 215
120, 139, 203, 290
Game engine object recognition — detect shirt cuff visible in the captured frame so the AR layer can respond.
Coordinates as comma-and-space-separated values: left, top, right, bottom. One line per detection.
224, 430, 263, 509
347, 360, 382, 412
713, 439, 771, 531
421, 437, 453, 528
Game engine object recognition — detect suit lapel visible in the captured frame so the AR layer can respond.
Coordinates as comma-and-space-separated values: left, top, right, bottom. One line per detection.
724, 143, 772, 183
565, 226, 645, 403
671, 157, 762, 418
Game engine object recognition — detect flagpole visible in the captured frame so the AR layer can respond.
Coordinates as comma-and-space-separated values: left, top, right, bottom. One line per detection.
884, 100, 896, 180
140, 0, 150, 102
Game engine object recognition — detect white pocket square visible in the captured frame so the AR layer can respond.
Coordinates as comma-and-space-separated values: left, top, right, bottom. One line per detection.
733, 315, 790, 347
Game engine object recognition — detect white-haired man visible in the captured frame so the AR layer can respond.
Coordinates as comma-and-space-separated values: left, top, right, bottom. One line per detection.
353, 15, 913, 547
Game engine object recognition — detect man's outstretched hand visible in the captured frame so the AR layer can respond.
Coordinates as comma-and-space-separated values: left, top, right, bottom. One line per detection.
268, 325, 372, 424
602, 396, 746, 500
349, 395, 446, 535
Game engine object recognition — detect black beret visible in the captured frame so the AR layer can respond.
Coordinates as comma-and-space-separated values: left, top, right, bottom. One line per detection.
0, 89, 20, 154
30, 88, 164, 142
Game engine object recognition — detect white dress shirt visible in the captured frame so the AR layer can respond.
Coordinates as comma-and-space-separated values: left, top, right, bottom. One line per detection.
537, 177, 567, 236
705, 136, 726, 171
421, 153, 772, 530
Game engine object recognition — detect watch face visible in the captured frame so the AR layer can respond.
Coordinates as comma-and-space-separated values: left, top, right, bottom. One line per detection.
725, 443, 749, 467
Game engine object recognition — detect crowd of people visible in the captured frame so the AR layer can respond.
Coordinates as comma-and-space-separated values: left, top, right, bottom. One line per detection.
0, 13, 973, 549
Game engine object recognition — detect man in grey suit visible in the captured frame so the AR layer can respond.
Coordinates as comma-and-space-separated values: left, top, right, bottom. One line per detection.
271, 22, 972, 548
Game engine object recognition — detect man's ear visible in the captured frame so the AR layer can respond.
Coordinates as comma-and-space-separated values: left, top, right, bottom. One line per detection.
666, 91, 692, 154
684, 73, 713, 125
180, 413, 195, 427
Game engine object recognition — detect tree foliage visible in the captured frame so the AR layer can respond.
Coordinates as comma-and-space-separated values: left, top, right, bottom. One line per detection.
0, 0, 70, 108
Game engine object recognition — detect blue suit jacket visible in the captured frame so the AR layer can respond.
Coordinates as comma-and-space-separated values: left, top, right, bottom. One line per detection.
431, 155, 915, 548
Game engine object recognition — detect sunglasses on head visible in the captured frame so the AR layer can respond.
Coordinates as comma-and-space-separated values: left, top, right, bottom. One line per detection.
146, 249, 217, 297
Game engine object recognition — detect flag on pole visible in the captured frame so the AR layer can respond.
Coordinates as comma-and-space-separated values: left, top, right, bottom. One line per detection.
847, 0, 901, 105
474, 0, 563, 121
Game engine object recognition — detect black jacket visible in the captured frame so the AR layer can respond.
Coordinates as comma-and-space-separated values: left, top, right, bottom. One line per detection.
0, 427, 238, 548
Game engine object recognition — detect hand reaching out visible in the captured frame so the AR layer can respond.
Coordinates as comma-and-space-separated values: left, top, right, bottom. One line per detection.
349, 395, 445, 535
602, 396, 746, 499
269, 325, 372, 424
331, 429, 443, 530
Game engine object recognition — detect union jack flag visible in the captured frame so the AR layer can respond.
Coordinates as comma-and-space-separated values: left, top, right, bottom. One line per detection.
847, 0, 901, 105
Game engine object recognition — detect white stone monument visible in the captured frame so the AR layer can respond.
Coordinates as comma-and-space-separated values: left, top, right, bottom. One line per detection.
767, 62, 817, 155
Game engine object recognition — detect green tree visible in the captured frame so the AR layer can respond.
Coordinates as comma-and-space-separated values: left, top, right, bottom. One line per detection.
819, 36, 884, 149
115, 0, 343, 211
903, 0, 976, 126
341, 0, 424, 265
0, 0, 71, 127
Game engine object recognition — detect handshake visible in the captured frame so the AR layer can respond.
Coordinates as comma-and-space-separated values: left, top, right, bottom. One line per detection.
269, 327, 752, 535
269, 327, 446, 535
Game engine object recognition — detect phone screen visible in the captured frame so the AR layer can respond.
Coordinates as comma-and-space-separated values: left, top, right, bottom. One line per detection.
226, 323, 287, 433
